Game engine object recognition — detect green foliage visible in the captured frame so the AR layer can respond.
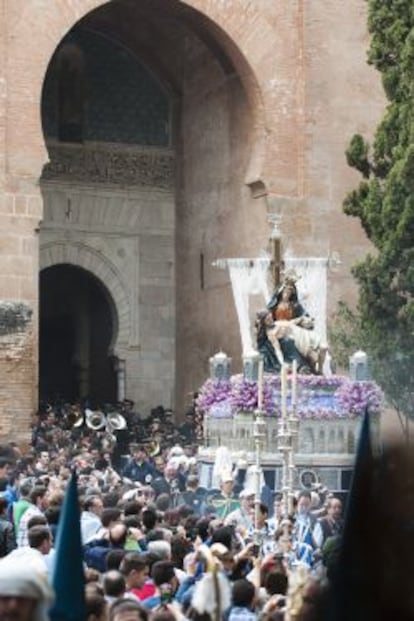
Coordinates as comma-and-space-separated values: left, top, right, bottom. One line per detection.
328, 302, 365, 370
346, 135, 371, 178
343, 0, 414, 418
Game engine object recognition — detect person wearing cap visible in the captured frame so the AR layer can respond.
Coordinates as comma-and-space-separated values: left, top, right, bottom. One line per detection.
207, 474, 240, 519
0, 555, 53, 621
122, 446, 155, 486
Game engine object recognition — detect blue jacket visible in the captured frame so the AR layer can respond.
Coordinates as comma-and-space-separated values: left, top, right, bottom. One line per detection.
122, 459, 155, 484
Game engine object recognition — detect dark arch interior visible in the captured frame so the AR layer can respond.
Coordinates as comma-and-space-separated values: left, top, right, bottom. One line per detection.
41, 27, 171, 146
39, 264, 117, 404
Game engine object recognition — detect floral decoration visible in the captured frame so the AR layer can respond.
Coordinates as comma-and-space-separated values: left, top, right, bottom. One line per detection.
196, 373, 383, 420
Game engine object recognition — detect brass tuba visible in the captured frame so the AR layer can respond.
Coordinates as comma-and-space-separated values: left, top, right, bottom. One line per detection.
67, 404, 84, 428
106, 412, 127, 432
85, 409, 106, 430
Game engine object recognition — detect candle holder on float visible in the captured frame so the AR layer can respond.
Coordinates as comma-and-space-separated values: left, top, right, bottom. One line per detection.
277, 417, 293, 520
209, 351, 232, 380
253, 354, 266, 543
287, 360, 299, 513
277, 361, 300, 522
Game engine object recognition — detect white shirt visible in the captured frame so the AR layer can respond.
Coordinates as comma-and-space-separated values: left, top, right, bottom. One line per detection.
17, 505, 42, 548
80, 511, 102, 544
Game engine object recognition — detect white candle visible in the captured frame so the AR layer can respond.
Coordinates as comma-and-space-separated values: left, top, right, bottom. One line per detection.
292, 359, 297, 406
281, 364, 287, 418
257, 358, 264, 410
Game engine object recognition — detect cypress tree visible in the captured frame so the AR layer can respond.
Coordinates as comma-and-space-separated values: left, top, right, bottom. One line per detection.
343, 1, 414, 420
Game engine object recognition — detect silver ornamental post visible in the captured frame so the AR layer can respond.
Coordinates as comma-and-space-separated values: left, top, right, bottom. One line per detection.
253, 355, 266, 540
287, 360, 299, 514
278, 363, 291, 519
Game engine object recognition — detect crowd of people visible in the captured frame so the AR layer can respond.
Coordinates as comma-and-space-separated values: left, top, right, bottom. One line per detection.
0, 401, 346, 621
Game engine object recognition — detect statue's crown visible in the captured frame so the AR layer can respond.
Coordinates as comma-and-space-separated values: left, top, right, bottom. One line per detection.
282, 268, 300, 287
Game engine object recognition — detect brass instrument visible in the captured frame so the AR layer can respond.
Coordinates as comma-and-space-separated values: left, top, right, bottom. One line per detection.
106, 412, 127, 432
85, 409, 106, 430
67, 404, 84, 428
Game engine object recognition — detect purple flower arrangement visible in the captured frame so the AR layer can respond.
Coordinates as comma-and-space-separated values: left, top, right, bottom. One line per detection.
196, 373, 383, 420
334, 380, 383, 418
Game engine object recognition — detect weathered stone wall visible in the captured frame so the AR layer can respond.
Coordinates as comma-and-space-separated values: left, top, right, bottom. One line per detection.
40, 168, 175, 414
0, 301, 35, 440
0, 0, 385, 436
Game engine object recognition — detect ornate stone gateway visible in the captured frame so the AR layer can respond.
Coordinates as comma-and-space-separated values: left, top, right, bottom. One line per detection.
39, 25, 177, 413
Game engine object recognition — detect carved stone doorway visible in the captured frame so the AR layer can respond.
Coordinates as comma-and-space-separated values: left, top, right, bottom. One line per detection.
39, 264, 117, 404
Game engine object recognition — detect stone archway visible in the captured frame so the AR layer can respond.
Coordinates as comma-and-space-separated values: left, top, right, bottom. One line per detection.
39, 241, 131, 352
39, 264, 118, 403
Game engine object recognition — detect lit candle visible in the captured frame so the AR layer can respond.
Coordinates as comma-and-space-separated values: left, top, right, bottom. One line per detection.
281, 364, 287, 418
292, 359, 297, 406
257, 358, 264, 410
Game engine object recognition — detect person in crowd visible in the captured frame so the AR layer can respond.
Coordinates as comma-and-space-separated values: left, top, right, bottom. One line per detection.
0, 495, 16, 557
313, 496, 343, 549
81, 495, 104, 544
228, 579, 257, 621
152, 463, 183, 501
151, 455, 166, 480
85, 584, 108, 621
110, 599, 148, 621
141, 560, 179, 609
225, 489, 255, 532
96, 508, 123, 539
267, 494, 283, 533
0, 476, 16, 512
28, 524, 52, 556
28, 525, 55, 579
106, 549, 128, 572
84, 524, 130, 573
0, 554, 53, 621
0, 455, 13, 479
178, 411, 197, 444
34, 452, 50, 476
178, 475, 207, 516
12, 480, 32, 533
103, 569, 126, 605
294, 490, 318, 549
119, 553, 150, 600
17, 486, 48, 548
122, 446, 155, 485
248, 503, 275, 556
208, 473, 240, 519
